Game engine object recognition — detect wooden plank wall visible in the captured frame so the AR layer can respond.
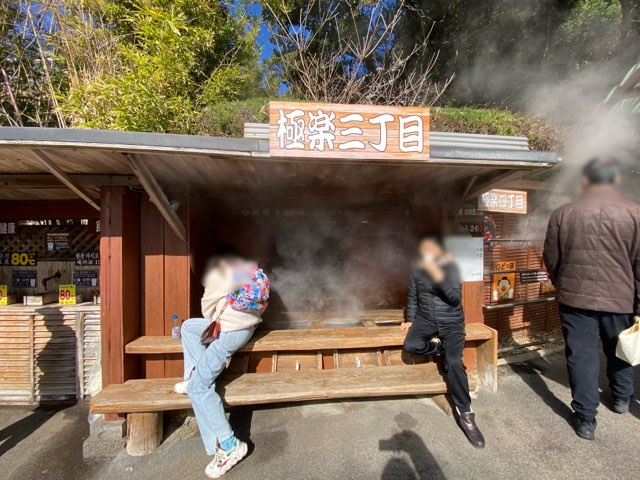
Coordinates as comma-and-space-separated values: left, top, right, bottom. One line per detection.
482, 210, 560, 341
100, 187, 140, 387
139, 193, 191, 379
0, 305, 101, 404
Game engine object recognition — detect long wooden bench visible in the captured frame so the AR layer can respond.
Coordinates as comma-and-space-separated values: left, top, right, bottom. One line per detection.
125, 323, 494, 354
92, 322, 497, 455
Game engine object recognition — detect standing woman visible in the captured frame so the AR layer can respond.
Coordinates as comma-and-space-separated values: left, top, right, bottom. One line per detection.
401, 234, 485, 448
175, 255, 269, 478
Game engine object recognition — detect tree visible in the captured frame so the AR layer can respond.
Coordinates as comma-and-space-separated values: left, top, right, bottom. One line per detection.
0, 0, 271, 131
262, 0, 451, 106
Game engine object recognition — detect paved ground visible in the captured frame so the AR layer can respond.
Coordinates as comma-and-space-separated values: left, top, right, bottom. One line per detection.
1, 350, 639, 480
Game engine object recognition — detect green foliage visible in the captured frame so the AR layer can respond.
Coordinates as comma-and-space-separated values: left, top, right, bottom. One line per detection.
431, 107, 561, 152
190, 97, 560, 151
193, 97, 270, 136
56, 0, 270, 132
558, 0, 622, 68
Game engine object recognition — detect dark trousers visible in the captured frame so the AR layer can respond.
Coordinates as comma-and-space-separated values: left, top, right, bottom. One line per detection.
559, 304, 636, 422
403, 319, 471, 412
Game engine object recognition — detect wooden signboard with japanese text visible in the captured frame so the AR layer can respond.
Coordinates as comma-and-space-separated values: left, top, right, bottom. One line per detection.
269, 101, 430, 160
478, 189, 527, 215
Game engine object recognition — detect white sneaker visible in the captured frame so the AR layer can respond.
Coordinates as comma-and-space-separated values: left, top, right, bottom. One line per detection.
205, 439, 248, 478
174, 380, 189, 395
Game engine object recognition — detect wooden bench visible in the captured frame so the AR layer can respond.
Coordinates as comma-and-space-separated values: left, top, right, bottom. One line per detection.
92, 322, 497, 455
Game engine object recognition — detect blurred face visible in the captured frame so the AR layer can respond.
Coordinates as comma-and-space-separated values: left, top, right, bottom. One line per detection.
418, 239, 443, 262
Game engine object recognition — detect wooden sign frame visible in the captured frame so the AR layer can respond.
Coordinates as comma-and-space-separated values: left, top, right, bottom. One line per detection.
478, 189, 527, 215
269, 101, 430, 160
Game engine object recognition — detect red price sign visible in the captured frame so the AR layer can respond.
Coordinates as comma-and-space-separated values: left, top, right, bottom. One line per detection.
58, 284, 77, 305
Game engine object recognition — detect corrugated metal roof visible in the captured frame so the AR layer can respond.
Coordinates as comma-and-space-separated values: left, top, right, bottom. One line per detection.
244, 123, 530, 151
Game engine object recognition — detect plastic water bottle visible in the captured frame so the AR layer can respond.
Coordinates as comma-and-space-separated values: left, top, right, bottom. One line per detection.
171, 314, 181, 340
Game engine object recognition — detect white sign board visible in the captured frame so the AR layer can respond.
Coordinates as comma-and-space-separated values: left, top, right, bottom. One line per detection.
444, 236, 484, 282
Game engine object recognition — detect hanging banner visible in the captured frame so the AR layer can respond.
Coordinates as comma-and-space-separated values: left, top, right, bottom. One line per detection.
478, 189, 527, 214
0, 285, 7, 305
58, 284, 77, 305
269, 101, 430, 160
492, 261, 516, 302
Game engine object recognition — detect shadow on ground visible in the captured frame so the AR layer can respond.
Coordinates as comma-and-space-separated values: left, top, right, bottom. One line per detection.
0, 405, 64, 457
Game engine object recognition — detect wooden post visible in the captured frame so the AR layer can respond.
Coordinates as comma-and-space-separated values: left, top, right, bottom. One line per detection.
126, 412, 163, 456
476, 325, 499, 393
100, 186, 141, 390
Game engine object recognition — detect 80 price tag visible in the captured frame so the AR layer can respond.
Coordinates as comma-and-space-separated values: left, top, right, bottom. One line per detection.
59, 284, 77, 305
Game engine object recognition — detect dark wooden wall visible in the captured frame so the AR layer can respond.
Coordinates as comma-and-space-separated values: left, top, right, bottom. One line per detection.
98, 190, 488, 386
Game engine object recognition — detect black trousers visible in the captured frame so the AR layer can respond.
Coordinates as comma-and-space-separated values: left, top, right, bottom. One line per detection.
403, 319, 471, 412
559, 304, 636, 422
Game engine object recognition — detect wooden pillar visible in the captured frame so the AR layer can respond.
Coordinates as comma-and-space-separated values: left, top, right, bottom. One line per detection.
100, 186, 141, 388
462, 281, 484, 324
126, 412, 163, 456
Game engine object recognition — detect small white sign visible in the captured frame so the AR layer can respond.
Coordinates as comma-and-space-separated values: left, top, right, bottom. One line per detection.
445, 236, 484, 282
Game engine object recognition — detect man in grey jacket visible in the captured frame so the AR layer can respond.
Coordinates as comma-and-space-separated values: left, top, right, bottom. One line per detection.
544, 157, 640, 441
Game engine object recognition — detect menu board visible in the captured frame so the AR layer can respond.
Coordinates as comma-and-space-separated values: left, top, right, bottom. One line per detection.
13, 270, 37, 288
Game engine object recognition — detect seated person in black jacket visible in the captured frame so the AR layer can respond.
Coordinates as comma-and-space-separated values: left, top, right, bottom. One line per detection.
401, 234, 485, 449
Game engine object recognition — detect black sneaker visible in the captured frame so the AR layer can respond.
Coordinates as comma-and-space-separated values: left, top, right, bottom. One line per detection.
573, 414, 596, 441
612, 397, 630, 414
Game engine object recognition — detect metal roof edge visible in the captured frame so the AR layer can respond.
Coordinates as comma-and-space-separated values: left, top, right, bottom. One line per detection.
0, 127, 557, 165
0, 127, 268, 154
430, 146, 558, 164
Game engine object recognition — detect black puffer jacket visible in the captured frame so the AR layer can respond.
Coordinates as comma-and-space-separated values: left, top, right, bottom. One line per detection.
406, 263, 464, 326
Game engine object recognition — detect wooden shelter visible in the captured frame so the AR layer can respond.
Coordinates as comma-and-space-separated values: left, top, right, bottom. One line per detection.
0, 110, 557, 452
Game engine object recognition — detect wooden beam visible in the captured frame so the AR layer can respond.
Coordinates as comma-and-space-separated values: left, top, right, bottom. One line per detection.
468, 169, 526, 198
450, 175, 478, 220
126, 154, 187, 242
31, 149, 101, 211
0, 174, 139, 189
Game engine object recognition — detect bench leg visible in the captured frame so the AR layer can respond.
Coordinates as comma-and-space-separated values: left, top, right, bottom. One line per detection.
431, 393, 453, 416
126, 412, 163, 456
476, 327, 498, 393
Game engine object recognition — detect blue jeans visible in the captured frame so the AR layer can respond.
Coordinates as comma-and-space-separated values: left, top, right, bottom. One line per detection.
181, 318, 255, 455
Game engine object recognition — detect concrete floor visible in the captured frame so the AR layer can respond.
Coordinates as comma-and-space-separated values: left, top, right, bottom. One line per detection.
1, 350, 639, 480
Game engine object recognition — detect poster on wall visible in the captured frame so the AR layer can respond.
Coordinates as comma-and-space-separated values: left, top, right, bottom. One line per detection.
74, 270, 98, 287
46, 232, 70, 251
444, 236, 484, 282
12, 269, 37, 288
75, 252, 100, 266
492, 261, 516, 302
58, 284, 77, 305
520, 270, 549, 283
541, 279, 556, 294
0, 252, 36, 266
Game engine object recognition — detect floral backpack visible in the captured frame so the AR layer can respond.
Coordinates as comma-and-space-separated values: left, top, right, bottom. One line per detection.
227, 267, 270, 313
200, 265, 269, 346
